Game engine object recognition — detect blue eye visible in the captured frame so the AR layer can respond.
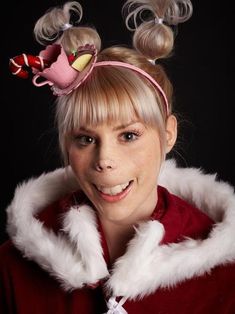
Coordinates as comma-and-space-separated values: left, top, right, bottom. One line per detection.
75, 135, 95, 146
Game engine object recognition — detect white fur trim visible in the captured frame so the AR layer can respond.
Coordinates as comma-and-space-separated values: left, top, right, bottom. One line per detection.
7, 168, 108, 290
159, 159, 233, 221
105, 221, 165, 298
62, 206, 109, 285
105, 160, 235, 299
6, 160, 235, 298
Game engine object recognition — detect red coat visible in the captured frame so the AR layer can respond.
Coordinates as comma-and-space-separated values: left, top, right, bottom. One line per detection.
1, 161, 235, 313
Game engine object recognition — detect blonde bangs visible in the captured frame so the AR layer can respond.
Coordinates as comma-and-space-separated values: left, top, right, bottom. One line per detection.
71, 68, 137, 127
57, 66, 165, 135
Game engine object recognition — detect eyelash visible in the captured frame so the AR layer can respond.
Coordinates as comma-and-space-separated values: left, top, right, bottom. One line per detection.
73, 135, 95, 147
73, 129, 143, 147
119, 130, 142, 142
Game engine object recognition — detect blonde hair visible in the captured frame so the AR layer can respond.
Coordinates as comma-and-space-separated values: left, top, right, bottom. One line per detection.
33, 0, 192, 164
124, 0, 193, 59
34, 1, 101, 52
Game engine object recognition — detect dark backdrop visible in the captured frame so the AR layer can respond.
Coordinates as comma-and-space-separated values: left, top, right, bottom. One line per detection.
0, 0, 233, 244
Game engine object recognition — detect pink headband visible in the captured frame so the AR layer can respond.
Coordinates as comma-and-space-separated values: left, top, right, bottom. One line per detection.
9, 44, 169, 115
94, 60, 169, 115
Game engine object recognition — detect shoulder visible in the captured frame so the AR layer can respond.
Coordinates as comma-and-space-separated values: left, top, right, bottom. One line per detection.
0, 240, 23, 273
36, 189, 88, 231
0, 240, 15, 260
157, 185, 214, 244
207, 262, 235, 300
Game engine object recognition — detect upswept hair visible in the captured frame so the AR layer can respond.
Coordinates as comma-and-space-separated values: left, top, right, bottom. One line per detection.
123, 0, 193, 59
33, 0, 193, 163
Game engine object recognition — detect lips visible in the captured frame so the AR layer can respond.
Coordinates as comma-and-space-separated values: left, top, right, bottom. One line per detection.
95, 181, 130, 196
94, 180, 133, 202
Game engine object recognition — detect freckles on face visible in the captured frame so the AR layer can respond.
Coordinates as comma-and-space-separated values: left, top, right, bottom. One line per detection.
137, 130, 163, 191
68, 145, 93, 189
66, 122, 163, 223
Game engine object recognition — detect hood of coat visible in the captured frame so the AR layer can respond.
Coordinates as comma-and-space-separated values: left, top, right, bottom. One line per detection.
6, 159, 235, 299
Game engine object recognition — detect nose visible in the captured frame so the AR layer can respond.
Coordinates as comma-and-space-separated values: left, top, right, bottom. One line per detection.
94, 140, 117, 172
95, 159, 117, 172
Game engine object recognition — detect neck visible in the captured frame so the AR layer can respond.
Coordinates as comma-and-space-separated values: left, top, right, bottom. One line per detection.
100, 219, 135, 264
100, 206, 157, 263
98, 190, 158, 263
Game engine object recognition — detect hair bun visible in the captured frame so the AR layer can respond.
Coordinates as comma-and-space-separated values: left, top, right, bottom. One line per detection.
123, 0, 193, 60
34, 1, 83, 45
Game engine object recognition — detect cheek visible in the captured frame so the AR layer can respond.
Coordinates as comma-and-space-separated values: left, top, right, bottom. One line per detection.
132, 142, 162, 178
135, 137, 161, 164
68, 148, 89, 178
134, 151, 161, 173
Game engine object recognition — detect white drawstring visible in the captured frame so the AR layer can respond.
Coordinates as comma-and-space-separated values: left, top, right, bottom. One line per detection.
105, 296, 128, 314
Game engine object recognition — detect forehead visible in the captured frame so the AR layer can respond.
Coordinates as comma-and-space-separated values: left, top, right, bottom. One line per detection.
77, 118, 142, 131
59, 69, 161, 136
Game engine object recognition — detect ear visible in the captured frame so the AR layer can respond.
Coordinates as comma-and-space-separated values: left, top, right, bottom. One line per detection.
165, 114, 177, 153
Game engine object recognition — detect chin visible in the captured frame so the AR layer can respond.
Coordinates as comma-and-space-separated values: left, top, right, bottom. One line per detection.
99, 205, 134, 223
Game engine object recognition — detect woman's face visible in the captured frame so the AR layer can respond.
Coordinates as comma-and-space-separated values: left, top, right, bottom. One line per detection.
67, 117, 176, 225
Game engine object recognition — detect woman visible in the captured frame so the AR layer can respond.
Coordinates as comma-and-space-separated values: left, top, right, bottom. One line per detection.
1, 1, 235, 313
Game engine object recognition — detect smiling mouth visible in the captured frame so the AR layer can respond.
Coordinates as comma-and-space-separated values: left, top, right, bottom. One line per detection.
94, 180, 133, 202
95, 181, 133, 196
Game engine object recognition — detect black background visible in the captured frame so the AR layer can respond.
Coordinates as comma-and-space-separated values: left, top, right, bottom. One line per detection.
0, 0, 233, 244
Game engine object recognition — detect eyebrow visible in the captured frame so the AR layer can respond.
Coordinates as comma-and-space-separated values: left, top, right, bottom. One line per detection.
113, 120, 140, 131
79, 121, 141, 133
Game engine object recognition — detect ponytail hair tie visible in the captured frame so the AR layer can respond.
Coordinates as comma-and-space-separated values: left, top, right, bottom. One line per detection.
61, 23, 73, 31
154, 16, 164, 25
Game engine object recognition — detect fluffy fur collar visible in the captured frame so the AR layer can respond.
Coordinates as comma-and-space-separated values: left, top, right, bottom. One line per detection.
6, 159, 235, 299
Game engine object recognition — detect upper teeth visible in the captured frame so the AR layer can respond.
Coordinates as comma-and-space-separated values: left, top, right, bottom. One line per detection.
96, 182, 130, 195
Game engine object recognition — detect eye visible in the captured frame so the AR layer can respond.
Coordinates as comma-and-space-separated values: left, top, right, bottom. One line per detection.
74, 135, 96, 146
121, 131, 140, 142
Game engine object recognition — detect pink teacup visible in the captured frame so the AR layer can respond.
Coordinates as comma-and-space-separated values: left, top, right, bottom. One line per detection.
33, 44, 78, 89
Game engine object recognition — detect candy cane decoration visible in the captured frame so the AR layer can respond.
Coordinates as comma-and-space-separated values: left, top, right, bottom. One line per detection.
9, 54, 49, 79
